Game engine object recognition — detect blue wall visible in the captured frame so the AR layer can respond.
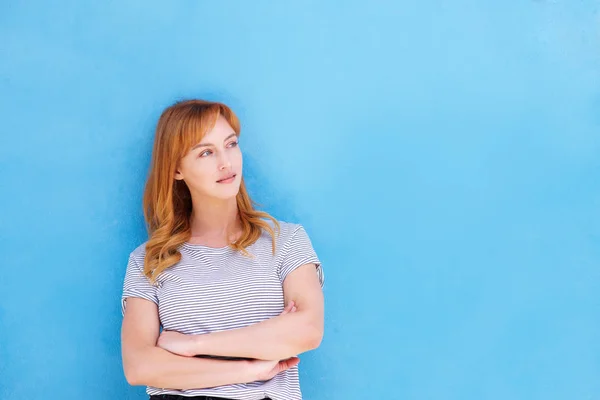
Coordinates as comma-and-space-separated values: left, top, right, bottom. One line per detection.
1, 1, 599, 399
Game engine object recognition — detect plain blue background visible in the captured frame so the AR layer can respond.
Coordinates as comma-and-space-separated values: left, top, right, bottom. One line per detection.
1, 1, 599, 399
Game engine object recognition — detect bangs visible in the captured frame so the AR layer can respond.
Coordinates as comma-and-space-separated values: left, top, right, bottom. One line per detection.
178, 104, 222, 154
175, 103, 240, 157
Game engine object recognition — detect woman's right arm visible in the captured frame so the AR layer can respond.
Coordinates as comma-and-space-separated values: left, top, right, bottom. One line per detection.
121, 297, 297, 390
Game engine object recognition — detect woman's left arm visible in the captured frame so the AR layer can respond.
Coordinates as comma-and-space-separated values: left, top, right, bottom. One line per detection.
158, 263, 324, 361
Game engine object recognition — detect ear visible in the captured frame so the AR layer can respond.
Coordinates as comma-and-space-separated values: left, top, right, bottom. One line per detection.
174, 168, 184, 180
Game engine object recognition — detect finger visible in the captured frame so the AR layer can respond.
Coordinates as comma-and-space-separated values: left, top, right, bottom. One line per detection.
279, 357, 300, 371
280, 301, 295, 315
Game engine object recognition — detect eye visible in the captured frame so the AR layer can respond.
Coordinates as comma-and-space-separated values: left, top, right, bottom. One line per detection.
228, 140, 239, 148
199, 150, 212, 158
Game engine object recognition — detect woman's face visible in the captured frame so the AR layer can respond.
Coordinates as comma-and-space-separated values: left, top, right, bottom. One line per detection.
175, 116, 243, 200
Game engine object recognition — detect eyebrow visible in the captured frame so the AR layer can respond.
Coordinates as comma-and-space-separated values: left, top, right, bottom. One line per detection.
192, 133, 238, 150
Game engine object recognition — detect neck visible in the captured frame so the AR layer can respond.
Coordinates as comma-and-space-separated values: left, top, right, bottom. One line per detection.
189, 195, 241, 243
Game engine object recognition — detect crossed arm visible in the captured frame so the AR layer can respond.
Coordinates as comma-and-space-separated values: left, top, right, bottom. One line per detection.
121, 263, 324, 389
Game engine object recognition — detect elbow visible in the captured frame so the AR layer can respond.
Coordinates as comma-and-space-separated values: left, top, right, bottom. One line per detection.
300, 323, 323, 352
275, 322, 323, 359
307, 325, 324, 350
124, 363, 144, 386
294, 312, 324, 352
123, 358, 153, 386
124, 366, 140, 386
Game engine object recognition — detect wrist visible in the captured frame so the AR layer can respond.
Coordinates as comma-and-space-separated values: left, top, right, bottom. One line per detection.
191, 333, 206, 356
239, 360, 256, 383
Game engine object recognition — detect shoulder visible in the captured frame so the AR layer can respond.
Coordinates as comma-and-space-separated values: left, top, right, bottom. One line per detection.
264, 219, 303, 238
277, 219, 303, 233
264, 219, 312, 250
129, 241, 148, 263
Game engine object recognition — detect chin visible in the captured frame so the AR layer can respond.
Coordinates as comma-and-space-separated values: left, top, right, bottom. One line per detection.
214, 187, 241, 200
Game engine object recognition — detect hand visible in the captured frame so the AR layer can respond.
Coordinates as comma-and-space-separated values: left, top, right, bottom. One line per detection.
157, 330, 198, 357
250, 357, 301, 381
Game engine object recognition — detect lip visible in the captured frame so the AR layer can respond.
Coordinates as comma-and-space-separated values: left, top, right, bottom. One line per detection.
217, 174, 237, 183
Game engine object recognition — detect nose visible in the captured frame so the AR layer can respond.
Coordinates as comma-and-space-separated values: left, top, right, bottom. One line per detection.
218, 153, 232, 170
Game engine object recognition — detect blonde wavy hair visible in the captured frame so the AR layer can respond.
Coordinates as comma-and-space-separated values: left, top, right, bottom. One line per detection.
142, 99, 280, 282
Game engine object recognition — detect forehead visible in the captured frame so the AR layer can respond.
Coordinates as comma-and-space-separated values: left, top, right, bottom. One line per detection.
202, 116, 235, 139
185, 113, 230, 140
187, 117, 237, 153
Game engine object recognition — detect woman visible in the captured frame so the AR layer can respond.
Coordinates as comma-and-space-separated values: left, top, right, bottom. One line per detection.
120, 99, 325, 400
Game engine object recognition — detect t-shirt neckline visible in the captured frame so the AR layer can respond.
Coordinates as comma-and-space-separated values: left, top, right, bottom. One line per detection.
181, 242, 234, 252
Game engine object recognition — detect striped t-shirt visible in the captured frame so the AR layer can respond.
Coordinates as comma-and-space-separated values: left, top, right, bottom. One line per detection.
121, 220, 324, 400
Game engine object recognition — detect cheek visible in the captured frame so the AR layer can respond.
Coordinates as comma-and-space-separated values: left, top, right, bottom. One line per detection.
183, 160, 215, 188
233, 149, 243, 169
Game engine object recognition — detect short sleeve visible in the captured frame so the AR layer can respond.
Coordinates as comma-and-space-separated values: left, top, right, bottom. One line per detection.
279, 225, 325, 288
121, 253, 159, 316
